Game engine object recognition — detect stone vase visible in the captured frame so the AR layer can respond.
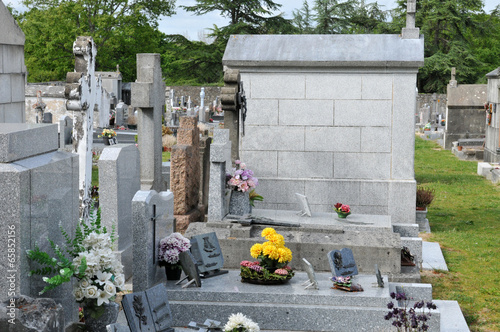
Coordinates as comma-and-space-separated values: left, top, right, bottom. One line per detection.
83, 301, 119, 332
103, 137, 111, 145
229, 190, 251, 215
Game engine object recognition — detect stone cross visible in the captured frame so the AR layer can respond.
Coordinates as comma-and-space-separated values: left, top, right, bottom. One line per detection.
65, 36, 103, 217
131, 54, 165, 191
221, 69, 242, 163
401, 0, 419, 39
199, 87, 205, 122
449, 67, 457, 87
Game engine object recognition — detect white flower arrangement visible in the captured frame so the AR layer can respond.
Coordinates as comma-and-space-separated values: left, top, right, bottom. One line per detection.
72, 231, 124, 307
224, 313, 260, 332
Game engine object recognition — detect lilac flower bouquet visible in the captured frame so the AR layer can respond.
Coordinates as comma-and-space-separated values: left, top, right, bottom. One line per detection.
227, 160, 258, 192
158, 232, 191, 265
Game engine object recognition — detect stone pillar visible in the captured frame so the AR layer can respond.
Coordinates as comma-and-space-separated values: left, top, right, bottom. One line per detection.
132, 190, 174, 292
99, 144, 140, 280
131, 53, 165, 192
198, 135, 212, 219
171, 116, 201, 232
208, 129, 232, 221
199, 87, 206, 122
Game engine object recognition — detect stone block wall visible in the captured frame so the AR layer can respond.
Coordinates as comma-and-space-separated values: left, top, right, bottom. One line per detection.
223, 35, 424, 223
0, 1, 26, 123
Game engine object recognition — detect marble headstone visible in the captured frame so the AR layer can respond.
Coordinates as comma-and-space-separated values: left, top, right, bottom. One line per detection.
327, 248, 359, 277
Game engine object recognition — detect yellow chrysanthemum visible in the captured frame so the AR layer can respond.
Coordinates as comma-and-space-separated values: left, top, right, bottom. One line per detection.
277, 247, 293, 263
268, 233, 285, 247
261, 228, 276, 239
250, 243, 263, 259
262, 243, 279, 260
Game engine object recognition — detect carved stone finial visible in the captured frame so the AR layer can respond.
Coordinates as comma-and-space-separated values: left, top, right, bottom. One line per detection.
449, 67, 458, 87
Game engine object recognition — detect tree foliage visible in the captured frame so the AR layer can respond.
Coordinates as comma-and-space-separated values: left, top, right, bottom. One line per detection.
16, 0, 175, 82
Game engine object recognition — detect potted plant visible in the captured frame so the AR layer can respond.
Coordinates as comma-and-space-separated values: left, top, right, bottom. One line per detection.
26, 208, 124, 331
99, 128, 117, 145
227, 160, 258, 215
158, 232, 191, 280
416, 186, 434, 226
334, 202, 351, 219
240, 228, 294, 284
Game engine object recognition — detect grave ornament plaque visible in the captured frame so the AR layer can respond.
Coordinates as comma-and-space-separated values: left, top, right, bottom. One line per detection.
375, 264, 385, 288
327, 248, 359, 277
190, 232, 228, 278
121, 284, 174, 332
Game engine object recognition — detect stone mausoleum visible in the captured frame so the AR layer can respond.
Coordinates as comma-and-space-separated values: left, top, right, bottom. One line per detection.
223, 33, 424, 224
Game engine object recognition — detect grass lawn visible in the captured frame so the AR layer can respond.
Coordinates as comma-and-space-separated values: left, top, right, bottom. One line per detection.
415, 137, 499, 332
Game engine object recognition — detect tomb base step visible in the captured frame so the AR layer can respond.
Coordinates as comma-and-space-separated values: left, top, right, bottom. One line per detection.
166, 270, 440, 332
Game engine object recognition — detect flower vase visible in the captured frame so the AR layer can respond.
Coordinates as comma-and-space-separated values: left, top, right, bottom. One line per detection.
336, 212, 351, 219
229, 190, 251, 215
164, 263, 182, 280
103, 137, 111, 145
83, 301, 119, 332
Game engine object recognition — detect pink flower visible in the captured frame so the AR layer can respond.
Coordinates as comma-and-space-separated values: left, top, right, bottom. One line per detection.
274, 269, 288, 275
341, 204, 350, 213
239, 182, 249, 192
284, 265, 292, 270
235, 160, 241, 165
240, 260, 253, 267
240, 163, 246, 169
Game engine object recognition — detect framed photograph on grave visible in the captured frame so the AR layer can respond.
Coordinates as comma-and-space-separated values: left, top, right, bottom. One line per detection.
295, 193, 312, 217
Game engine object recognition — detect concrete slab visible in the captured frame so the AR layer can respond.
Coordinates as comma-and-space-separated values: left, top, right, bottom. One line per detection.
434, 300, 470, 332
422, 241, 449, 271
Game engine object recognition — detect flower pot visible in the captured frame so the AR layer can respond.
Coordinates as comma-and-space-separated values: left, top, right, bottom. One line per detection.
83, 301, 119, 332
336, 212, 351, 219
457, 146, 463, 151
103, 137, 111, 145
229, 191, 251, 215
163, 263, 182, 280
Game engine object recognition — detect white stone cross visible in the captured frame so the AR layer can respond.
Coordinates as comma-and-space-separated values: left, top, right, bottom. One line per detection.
65, 36, 103, 218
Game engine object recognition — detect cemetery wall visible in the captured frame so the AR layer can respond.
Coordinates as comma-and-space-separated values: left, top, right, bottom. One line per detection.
223, 34, 424, 223
444, 83, 487, 149
0, 1, 26, 123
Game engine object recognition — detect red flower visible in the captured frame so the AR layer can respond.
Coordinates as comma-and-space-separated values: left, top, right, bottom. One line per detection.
334, 203, 342, 210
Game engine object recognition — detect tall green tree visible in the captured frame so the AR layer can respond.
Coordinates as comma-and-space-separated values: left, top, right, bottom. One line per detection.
16, 0, 175, 82
313, 0, 356, 34
292, 0, 315, 34
390, 0, 494, 92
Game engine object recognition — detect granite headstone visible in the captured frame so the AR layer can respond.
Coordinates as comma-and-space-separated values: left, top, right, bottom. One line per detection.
177, 251, 202, 288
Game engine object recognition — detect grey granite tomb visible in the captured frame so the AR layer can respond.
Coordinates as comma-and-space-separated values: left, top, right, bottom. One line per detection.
190, 232, 227, 278
0, 123, 79, 327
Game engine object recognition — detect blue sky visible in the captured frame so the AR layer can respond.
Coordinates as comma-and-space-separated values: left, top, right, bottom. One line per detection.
5, 0, 498, 41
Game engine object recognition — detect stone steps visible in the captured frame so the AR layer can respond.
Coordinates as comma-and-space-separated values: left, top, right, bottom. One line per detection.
165, 270, 441, 332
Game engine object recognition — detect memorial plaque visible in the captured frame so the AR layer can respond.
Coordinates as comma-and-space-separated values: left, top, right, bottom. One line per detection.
122, 284, 174, 332
302, 258, 319, 290
327, 248, 358, 277
122, 292, 155, 332
190, 232, 224, 274
145, 284, 175, 331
